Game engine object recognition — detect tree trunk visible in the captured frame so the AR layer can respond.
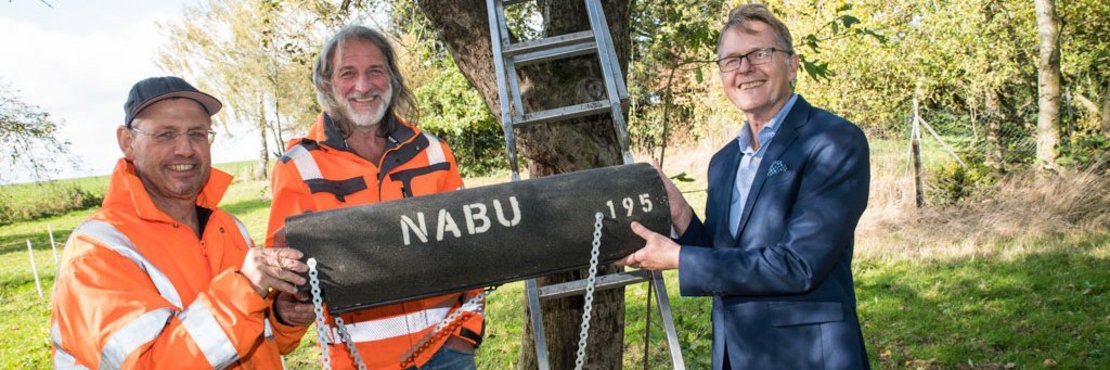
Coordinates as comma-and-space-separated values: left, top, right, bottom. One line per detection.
1034, 0, 1061, 169
984, 89, 1005, 172
256, 99, 270, 180
1102, 86, 1110, 136
418, 0, 630, 368
272, 93, 287, 157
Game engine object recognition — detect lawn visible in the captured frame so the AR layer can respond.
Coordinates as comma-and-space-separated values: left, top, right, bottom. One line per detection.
1, 144, 1106, 369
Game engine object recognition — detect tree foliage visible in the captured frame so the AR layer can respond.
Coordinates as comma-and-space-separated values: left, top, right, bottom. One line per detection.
630, 0, 1106, 171
157, 0, 326, 179
0, 81, 71, 182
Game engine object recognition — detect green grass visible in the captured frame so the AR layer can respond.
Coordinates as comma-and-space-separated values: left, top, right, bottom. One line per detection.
858, 231, 1109, 368
1, 151, 1107, 369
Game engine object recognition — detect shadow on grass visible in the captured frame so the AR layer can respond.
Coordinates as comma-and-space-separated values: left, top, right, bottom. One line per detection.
219, 198, 270, 217
858, 245, 1109, 368
0, 228, 73, 255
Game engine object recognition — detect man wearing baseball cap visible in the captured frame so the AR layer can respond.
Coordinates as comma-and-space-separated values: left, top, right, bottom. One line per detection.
50, 76, 306, 369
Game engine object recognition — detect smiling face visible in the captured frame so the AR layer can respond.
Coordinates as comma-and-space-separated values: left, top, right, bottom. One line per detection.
330, 38, 393, 128
118, 98, 212, 206
718, 20, 799, 123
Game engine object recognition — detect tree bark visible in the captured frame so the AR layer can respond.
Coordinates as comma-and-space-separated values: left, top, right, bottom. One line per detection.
418, 0, 630, 368
1034, 0, 1061, 169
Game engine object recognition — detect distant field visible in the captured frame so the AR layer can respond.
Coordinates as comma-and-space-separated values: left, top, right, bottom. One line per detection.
0, 161, 260, 226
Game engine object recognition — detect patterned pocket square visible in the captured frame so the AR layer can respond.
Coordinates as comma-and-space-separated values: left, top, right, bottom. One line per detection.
767, 160, 788, 177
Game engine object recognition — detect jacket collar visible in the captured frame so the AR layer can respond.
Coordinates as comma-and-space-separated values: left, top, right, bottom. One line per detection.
102, 158, 232, 224
309, 112, 418, 153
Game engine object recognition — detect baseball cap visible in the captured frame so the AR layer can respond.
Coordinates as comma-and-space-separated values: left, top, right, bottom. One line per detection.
123, 76, 222, 127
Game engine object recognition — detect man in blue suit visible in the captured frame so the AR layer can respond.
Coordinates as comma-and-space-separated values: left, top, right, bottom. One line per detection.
618, 4, 870, 369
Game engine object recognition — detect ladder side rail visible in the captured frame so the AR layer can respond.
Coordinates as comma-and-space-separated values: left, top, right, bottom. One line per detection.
494, 4, 528, 122
583, 0, 634, 164
488, 0, 522, 181
526, 278, 552, 370
651, 272, 687, 369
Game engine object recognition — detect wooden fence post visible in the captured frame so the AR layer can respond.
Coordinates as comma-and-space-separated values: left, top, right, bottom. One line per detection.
912, 94, 925, 208
48, 225, 59, 264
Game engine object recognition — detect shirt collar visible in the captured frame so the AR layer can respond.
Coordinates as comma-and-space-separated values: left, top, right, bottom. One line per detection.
103, 158, 231, 224
317, 112, 415, 152
736, 93, 798, 154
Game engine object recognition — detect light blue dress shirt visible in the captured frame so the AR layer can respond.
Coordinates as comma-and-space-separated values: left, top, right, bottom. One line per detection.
728, 94, 798, 237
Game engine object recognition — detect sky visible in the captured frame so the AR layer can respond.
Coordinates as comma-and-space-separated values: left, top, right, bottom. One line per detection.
1, 0, 262, 183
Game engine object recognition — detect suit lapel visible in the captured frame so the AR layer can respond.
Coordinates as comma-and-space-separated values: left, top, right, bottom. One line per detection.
733, 96, 812, 241
709, 143, 741, 248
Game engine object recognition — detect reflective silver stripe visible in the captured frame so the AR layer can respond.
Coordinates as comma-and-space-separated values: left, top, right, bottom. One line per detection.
285, 144, 322, 180
230, 215, 254, 249
99, 308, 173, 370
180, 300, 239, 369
423, 132, 446, 165
72, 221, 183, 308
264, 319, 274, 340
54, 347, 87, 370
331, 304, 453, 343
233, 212, 275, 342
52, 323, 89, 369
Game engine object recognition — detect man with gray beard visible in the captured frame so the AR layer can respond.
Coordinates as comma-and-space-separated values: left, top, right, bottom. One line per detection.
265, 25, 485, 369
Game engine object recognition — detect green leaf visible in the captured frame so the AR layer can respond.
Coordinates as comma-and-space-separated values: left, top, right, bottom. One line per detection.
842, 15, 861, 29
670, 172, 695, 182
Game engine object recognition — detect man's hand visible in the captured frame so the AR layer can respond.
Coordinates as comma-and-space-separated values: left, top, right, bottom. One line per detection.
651, 161, 693, 235
616, 221, 681, 271
241, 247, 308, 298
273, 291, 315, 326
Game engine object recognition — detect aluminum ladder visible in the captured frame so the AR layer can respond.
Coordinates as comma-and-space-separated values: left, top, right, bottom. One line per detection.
485, 0, 685, 368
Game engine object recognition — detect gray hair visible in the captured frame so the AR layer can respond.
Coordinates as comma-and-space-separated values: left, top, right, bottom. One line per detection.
313, 25, 419, 136
718, 3, 795, 56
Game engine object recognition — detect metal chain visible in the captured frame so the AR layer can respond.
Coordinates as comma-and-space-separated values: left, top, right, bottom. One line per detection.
399, 286, 497, 367
308, 258, 369, 370
309, 213, 606, 370
333, 316, 368, 370
307, 258, 332, 370
575, 212, 605, 370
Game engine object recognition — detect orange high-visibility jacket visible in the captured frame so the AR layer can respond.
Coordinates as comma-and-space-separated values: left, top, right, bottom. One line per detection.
50, 159, 284, 369
266, 114, 484, 369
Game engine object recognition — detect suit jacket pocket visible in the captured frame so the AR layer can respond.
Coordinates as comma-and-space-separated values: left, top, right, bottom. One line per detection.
768, 301, 843, 327
763, 169, 796, 186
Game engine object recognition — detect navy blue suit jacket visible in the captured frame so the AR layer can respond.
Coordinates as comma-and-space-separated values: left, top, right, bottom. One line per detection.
676, 96, 870, 369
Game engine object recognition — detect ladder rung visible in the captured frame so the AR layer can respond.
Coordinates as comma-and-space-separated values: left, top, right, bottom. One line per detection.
512, 41, 597, 66
514, 101, 611, 127
538, 270, 652, 300
504, 31, 595, 57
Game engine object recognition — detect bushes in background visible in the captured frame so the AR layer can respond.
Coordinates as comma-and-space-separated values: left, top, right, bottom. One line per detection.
0, 183, 104, 226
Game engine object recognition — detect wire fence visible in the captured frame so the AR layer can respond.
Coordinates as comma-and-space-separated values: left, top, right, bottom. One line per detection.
3, 225, 64, 300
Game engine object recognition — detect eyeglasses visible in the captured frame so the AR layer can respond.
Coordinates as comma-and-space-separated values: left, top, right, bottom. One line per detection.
130, 127, 216, 144
716, 47, 792, 73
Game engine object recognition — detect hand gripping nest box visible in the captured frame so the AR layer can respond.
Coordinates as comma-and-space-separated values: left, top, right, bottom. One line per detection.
285, 163, 672, 314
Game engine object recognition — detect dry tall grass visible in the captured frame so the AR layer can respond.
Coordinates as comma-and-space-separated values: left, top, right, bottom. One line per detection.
858, 166, 1110, 261
648, 139, 1110, 263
